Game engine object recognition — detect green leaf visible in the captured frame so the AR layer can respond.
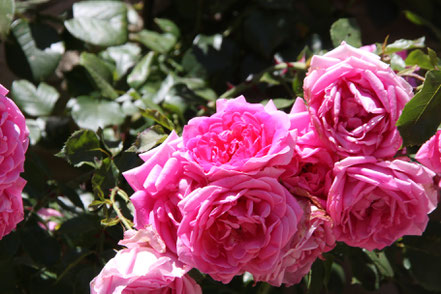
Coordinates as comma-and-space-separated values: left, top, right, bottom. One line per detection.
404, 11, 441, 41
131, 30, 176, 53
100, 43, 141, 80
79, 52, 118, 99
57, 129, 102, 168
127, 51, 155, 89
405, 49, 433, 70
21, 225, 60, 266
384, 37, 425, 54
330, 18, 361, 48
397, 70, 441, 146
142, 108, 175, 131
0, 0, 14, 40
11, 19, 62, 81
307, 260, 325, 294
154, 18, 180, 38
100, 217, 120, 227
263, 98, 294, 109
129, 126, 168, 153
11, 80, 59, 116
64, 0, 128, 47
92, 157, 119, 198
25, 118, 45, 145
70, 96, 125, 131
427, 48, 441, 70
363, 250, 394, 278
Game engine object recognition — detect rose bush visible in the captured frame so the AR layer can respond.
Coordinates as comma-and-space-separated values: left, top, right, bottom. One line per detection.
0, 84, 28, 240
303, 42, 413, 158
327, 156, 438, 250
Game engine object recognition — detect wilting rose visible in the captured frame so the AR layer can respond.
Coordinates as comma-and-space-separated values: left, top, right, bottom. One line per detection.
255, 201, 335, 286
327, 156, 438, 250
282, 98, 336, 202
123, 132, 205, 253
176, 175, 303, 284
416, 130, 441, 174
0, 84, 28, 239
303, 42, 413, 158
182, 96, 295, 177
90, 228, 201, 294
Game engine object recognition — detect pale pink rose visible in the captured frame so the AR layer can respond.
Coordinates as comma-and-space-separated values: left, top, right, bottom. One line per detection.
37, 208, 63, 231
281, 98, 336, 203
255, 201, 335, 286
0, 84, 29, 239
416, 130, 441, 174
90, 247, 201, 294
182, 96, 295, 177
176, 175, 303, 284
304, 42, 413, 158
123, 132, 205, 254
328, 156, 438, 250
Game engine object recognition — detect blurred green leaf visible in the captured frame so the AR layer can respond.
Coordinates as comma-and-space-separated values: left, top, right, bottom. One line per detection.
405, 49, 433, 70
127, 51, 155, 89
64, 0, 128, 47
0, 0, 14, 40
25, 118, 46, 145
153, 74, 175, 104
100, 43, 141, 80
427, 48, 441, 70
141, 108, 175, 131
397, 70, 441, 146
330, 18, 361, 48
154, 18, 180, 38
92, 158, 119, 198
307, 260, 325, 294
384, 37, 425, 54
11, 80, 59, 116
11, 19, 62, 81
131, 30, 176, 53
404, 11, 441, 41
129, 126, 168, 153
21, 225, 60, 266
57, 129, 102, 168
70, 96, 125, 131
79, 52, 118, 99
363, 250, 394, 278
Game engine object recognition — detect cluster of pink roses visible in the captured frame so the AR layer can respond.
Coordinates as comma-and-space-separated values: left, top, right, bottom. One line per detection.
0, 85, 29, 240
90, 43, 440, 293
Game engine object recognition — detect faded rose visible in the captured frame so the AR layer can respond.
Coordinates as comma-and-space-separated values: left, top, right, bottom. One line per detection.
182, 96, 295, 177
327, 156, 438, 250
90, 247, 201, 294
304, 42, 413, 158
176, 175, 303, 284
0, 85, 29, 239
255, 201, 335, 286
282, 98, 336, 202
123, 132, 205, 253
416, 130, 441, 174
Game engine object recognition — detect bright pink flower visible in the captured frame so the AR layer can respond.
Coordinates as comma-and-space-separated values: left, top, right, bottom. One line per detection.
176, 175, 303, 284
182, 96, 295, 177
255, 201, 335, 286
282, 98, 336, 203
328, 156, 438, 250
90, 228, 201, 294
304, 42, 413, 158
123, 132, 206, 254
416, 130, 441, 174
0, 84, 28, 239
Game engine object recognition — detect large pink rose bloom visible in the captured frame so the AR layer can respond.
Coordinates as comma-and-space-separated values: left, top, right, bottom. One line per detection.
182, 96, 295, 177
416, 130, 441, 174
177, 175, 303, 284
282, 98, 336, 203
304, 42, 413, 158
255, 202, 335, 286
90, 229, 201, 294
0, 85, 29, 239
328, 156, 438, 250
123, 132, 205, 253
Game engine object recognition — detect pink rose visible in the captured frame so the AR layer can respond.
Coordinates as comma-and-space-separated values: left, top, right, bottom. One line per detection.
328, 156, 438, 250
176, 175, 303, 284
255, 201, 335, 286
90, 229, 201, 294
303, 42, 413, 158
123, 132, 205, 254
0, 84, 29, 239
182, 96, 295, 177
416, 130, 441, 174
282, 98, 336, 203
37, 208, 63, 231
